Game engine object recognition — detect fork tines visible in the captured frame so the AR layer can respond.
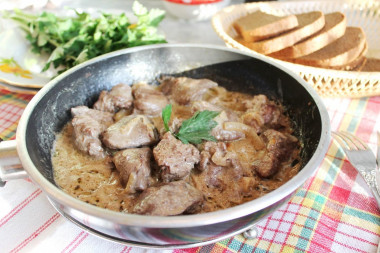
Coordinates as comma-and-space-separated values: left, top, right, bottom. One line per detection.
332, 131, 369, 151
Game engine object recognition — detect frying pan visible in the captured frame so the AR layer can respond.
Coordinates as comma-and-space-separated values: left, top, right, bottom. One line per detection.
0, 44, 330, 248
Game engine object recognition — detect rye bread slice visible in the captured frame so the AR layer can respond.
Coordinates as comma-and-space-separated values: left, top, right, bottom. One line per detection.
350, 56, 367, 72
233, 11, 299, 42
269, 12, 347, 59
238, 11, 325, 55
291, 27, 366, 67
360, 58, 380, 72
328, 42, 368, 71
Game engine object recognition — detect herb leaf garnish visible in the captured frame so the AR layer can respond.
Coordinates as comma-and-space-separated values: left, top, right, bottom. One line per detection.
162, 104, 220, 145
162, 104, 172, 132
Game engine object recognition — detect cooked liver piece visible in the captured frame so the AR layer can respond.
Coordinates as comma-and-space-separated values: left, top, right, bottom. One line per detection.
71, 106, 114, 123
191, 100, 239, 121
132, 83, 168, 116
199, 142, 247, 179
195, 141, 253, 205
241, 95, 289, 133
190, 101, 243, 142
159, 76, 218, 105
253, 129, 298, 178
93, 84, 133, 112
133, 180, 203, 216
199, 142, 229, 171
102, 115, 158, 149
113, 147, 152, 193
212, 111, 245, 142
71, 106, 114, 158
153, 132, 200, 182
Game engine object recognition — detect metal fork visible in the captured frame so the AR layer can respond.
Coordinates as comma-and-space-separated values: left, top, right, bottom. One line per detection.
332, 131, 380, 206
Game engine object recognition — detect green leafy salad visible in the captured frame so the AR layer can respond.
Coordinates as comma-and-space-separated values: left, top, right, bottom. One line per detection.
4, 1, 166, 74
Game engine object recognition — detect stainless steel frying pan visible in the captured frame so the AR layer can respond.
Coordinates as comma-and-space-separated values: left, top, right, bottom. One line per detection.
0, 44, 330, 248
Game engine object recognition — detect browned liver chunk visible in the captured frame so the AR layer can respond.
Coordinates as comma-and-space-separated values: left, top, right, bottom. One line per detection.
113, 147, 152, 193
212, 111, 245, 142
241, 94, 290, 133
102, 115, 158, 149
93, 84, 133, 112
153, 132, 200, 182
253, 129, 298, 178
71, 106, 114, 158
71, 106, 114, 124
133, 180, 203, 216
159, 76, 217, 105
191, 100, 239, 121
191, 101, 243, 142
132, 83, 168, 116
195, 141, 254, 204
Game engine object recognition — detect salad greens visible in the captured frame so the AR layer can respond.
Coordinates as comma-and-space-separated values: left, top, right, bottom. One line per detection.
4, 1, 166, 74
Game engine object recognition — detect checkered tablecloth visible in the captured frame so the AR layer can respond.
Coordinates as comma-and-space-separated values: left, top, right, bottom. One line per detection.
1, 87, 379, 253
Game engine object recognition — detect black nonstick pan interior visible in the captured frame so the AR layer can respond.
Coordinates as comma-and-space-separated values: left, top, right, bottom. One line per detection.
24, 46, 322, 186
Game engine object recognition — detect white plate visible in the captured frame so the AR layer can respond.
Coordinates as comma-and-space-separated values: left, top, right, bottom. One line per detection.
0, 18, 57, 88
0, 7, 129, 89
0, 81, 39, 94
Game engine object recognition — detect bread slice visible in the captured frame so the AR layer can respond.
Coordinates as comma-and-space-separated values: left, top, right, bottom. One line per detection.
350, 56, 367, 72
269, 12, 346, 59
238, 11, 325, 55
328, 42, 368, 71
290, 27, 366, 67
233, 11, 299, 42
360, 58, 380, 72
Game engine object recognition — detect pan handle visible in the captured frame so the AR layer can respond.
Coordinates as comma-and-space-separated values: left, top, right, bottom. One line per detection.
0, 139, 27, 187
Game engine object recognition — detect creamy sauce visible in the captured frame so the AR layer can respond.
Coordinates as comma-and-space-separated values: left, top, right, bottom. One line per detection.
52, 86, 301, 214
52, 124, 135, 211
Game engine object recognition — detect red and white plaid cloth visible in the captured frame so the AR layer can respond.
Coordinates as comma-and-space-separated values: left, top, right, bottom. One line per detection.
1, 88, 380, 253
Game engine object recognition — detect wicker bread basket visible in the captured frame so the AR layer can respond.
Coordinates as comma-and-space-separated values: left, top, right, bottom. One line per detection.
212, 0, 380, 98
